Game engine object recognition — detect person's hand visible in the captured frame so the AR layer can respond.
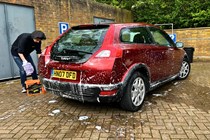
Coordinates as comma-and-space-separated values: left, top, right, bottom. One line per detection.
22, 61, 34, 75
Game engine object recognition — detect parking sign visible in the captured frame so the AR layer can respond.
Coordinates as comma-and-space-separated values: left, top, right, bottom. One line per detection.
169, 34, 176, 43
59, 22, 69, 34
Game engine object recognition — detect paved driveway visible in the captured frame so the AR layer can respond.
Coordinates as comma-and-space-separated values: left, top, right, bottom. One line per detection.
0, 62, 210, 140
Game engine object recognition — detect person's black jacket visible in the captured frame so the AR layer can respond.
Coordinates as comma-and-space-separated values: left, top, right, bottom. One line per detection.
11, 33, 42, 57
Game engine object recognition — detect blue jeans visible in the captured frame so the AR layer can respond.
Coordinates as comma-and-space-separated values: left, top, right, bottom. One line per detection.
12, 55, 38, 88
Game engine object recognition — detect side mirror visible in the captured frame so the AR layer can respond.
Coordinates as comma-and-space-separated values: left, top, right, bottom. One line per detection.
176, 42, 184, 48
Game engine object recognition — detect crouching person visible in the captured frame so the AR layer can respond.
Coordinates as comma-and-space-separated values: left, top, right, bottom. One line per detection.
11, 30, 46, 93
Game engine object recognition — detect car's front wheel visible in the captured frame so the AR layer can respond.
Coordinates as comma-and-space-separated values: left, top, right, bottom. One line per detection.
120, 72, 147, 112
178, 59, 190, 80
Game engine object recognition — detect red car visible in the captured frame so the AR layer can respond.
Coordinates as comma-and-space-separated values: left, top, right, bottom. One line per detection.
38, 23, 190, 112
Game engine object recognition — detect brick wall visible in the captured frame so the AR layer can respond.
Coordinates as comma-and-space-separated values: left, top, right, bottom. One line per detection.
0, 0, 133, 48
166, 28, 210, 60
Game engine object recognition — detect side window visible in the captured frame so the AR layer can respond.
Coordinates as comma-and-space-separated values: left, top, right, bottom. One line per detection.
149, 27, 175, 47
120, 27, 152, 44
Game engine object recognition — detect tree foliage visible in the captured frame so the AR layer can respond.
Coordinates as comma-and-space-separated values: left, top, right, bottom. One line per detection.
94, 0, 136, 9
94, 0, 210, 29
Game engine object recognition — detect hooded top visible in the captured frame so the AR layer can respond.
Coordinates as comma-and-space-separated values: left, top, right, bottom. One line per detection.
11, 31, 46, 57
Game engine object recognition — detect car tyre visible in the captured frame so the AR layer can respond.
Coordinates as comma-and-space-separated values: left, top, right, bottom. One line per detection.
178, 59, 190, 80
120, 72, 147, 112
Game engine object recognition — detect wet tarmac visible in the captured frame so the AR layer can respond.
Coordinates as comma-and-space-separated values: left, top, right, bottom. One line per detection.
0, 62, 210, 139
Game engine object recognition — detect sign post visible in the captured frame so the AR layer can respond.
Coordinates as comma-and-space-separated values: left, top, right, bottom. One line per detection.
155, 23, 177, 43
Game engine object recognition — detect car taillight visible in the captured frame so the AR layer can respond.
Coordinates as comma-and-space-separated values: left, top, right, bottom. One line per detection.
95, 50, 111, 57
95, 48, 123, 58
45, 55, 50, 66
42, 46, 51, 66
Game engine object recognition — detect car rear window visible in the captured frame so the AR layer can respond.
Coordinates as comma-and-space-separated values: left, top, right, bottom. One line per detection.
51, 25, 109, 62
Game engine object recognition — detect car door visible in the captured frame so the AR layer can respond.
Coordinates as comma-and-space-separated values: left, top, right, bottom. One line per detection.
120, 26, 162, 83
148, 27, 176, 80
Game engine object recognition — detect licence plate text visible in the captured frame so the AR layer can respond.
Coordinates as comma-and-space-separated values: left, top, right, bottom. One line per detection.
52, 70, 77, 80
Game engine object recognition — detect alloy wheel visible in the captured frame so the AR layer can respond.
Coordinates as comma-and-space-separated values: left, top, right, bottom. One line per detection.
179, 61, 190, 79
131, 77, 146, 106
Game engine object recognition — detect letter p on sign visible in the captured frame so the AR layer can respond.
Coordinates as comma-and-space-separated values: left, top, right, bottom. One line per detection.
59, 22, 69, 34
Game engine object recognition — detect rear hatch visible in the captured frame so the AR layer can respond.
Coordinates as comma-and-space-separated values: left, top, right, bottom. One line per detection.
51, 24, 109, 63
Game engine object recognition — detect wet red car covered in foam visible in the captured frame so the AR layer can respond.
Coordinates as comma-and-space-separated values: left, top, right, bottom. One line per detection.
38, 23, 190, 112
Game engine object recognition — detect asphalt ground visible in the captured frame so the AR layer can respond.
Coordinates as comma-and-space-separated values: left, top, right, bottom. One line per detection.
0, 61, 210, 140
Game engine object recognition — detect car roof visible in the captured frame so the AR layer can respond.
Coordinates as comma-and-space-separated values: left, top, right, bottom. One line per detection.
109, 22, 155, 27
71, 22, 157, 29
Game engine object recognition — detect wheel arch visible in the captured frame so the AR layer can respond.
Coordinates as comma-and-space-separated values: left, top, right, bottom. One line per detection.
121, 63, 150, 91
184, 53, 190, 62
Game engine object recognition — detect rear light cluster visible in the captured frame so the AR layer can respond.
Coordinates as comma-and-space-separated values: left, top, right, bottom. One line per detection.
95, 50, 111, 57
95, 48, 123, 58
42, 46, 51, 66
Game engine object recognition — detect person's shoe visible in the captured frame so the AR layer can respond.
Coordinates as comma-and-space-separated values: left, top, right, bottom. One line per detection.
22, 87, 27, 93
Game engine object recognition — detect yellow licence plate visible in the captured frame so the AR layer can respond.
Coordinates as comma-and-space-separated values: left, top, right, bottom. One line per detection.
52, 69, 77, 80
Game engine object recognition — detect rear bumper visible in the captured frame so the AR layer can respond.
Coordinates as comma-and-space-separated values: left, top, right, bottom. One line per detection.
41, 78, 123, 102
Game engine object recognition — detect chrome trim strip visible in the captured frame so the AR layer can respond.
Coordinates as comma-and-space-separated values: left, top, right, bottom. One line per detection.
150, 74, 178, 89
